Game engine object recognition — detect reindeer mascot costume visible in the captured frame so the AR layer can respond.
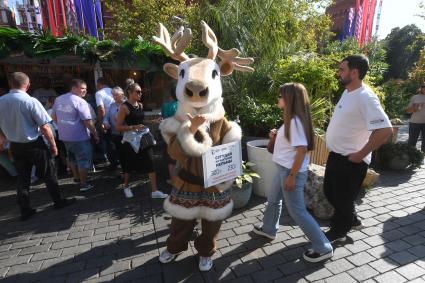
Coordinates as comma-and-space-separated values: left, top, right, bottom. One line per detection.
154, 21, 254, 271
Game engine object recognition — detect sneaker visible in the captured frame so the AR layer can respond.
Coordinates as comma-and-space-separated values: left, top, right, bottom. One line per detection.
20, 208, 37, 221
324, 230, 346, 243
159, 249, 181, 263
53, 198, 76, 209
80, 183, 94, 192
303, 249, 333, 263
252, 225, 276, 240
199, 256, 213, 272
123, 187, 134, 198
352, 218, 364, 230
151, 190, 168, 199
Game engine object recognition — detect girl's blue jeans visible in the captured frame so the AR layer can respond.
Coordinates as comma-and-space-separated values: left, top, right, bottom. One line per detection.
261, 164, 332, 254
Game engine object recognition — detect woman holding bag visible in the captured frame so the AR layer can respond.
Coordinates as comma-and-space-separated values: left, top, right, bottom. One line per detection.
115, 83, 167, 199
252, 83, 333, 262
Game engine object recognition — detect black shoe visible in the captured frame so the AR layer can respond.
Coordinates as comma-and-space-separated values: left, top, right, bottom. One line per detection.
325, 230, 346, 243
352, 218, 363, 230
53, 198, 76, 209
20, 208, 37, 221
303, 249, 333, 262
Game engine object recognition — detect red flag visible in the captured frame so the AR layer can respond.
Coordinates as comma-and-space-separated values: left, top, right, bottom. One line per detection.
46, 0, 58, 36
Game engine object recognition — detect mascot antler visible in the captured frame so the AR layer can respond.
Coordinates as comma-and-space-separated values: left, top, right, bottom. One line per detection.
201, 21, 254, 75
153, 23, 192, 62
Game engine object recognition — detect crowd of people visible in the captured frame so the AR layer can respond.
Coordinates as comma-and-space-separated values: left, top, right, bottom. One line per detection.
0, 72, 170, 221
0, 54, 423, 269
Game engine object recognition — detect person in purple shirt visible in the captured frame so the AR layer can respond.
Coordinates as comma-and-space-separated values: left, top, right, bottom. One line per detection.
52, 79, 99, 192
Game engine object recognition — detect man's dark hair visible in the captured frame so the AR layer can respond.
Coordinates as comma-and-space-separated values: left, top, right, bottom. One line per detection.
9, 72, 30, 89
70, 79, 86, 89
342, 54, 369, 80
97, 77, 109, 86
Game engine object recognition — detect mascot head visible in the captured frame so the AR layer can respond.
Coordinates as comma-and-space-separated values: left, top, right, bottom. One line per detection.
153, 21, 254, 109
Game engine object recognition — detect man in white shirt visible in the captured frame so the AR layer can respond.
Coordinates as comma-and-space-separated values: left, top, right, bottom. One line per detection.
95, 77, 113, 123
324, 54, 393, 243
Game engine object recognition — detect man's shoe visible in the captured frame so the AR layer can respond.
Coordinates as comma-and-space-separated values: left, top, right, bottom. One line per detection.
325, 230, 346, 243
303, 249, 333, 263
252, 225, 276, 240
151, 190, 168, 199
352, 218, 364, 230
159, 249, 182, 263
20, 208, 37, 221
199, 256, 213, 272
54, 198, 76, 209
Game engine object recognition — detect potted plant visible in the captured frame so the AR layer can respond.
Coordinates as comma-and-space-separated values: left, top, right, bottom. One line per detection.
230, 161, 260, 209
377, 142, 424, 170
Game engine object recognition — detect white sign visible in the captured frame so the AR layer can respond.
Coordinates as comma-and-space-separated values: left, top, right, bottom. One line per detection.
202, 141, 242, 188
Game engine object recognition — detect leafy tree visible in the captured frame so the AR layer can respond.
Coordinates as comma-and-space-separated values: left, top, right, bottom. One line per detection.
384, 24, 425, 80
103, 0, 200, 41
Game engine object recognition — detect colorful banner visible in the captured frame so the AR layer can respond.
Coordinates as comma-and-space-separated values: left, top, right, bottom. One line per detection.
341, 7, 355, 40
33, 0, 43, 30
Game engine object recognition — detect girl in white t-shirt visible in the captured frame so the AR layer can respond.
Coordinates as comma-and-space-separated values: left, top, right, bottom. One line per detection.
253, 83, 333, 262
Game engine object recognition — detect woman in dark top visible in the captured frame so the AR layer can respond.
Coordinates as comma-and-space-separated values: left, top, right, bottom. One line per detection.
115, 83, 167, 199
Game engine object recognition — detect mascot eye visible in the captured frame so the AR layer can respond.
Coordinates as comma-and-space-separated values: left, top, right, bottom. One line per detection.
180, 69, 185, 78
212, 69, 218, 79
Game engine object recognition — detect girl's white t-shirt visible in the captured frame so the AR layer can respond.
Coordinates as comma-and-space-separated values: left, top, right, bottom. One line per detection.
272, 116, 310, 172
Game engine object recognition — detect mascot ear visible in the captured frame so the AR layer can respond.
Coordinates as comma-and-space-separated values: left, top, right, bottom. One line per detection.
219, 61, 234, 76
164, 63, 179, 80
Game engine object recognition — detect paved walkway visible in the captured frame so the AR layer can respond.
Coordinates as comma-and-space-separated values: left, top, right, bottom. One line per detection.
0, 127, 424, 282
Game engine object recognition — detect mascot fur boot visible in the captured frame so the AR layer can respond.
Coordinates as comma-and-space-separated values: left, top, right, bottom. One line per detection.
154, 21, 254, 271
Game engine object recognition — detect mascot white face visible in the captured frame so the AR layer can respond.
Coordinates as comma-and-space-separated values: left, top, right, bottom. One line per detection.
153, 21, 254, 110
175, 58, 222, 109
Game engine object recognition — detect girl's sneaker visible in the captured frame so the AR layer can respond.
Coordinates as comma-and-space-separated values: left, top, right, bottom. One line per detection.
151, 190, 168, 199
123, 187, 134, 198
252, 225, 276, 240
199, 256, 213, 272
159, 249, 181, 263
303, 249, 333, 263
80, 183, 94, 192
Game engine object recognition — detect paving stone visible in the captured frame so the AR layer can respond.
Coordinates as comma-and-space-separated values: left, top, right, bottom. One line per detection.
375, 271, 408, 283
68, 230, 94, 240
52, 260, 85, 276
332, 247, 352, 260
369, 258, 399, 273
385, 239, 412, 252
347, 265, 379, 281
395, 263, 425, 280
408, 245, 425, 257
232, 260, 262, 277
389, 251, 418, 265
262, 243, 285, 256
324, 272, 356, 283
251, 267, 283, 283
0, 255, 31, 268
233, 224, 254, 235
19, 243, 51, 256
30, 249, 62, 262
304, 268, 333, 281
0, 249, 19, 260
278, 259, 309, 276
346, 251, 375, 266
257, 253, 286, 269
61, 243, 92, 256
6, 261, 43, 276
94, 225, 119, 235
324, 258, 355, 274
99, 260, 131, 276
51, 239, 79, 250
79, 234, 106, 245
367, 245, 394, 259
224, 276, 255, 283
10, 239, 41, 250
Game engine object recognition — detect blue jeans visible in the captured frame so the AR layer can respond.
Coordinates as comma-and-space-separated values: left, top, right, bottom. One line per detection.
261, 164, 332, 254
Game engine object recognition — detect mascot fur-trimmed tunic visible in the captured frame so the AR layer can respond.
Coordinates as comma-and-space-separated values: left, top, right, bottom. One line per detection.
154, 21, 254, 256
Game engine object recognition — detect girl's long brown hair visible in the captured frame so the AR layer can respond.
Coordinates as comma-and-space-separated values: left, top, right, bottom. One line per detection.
280, 83, 315, 151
